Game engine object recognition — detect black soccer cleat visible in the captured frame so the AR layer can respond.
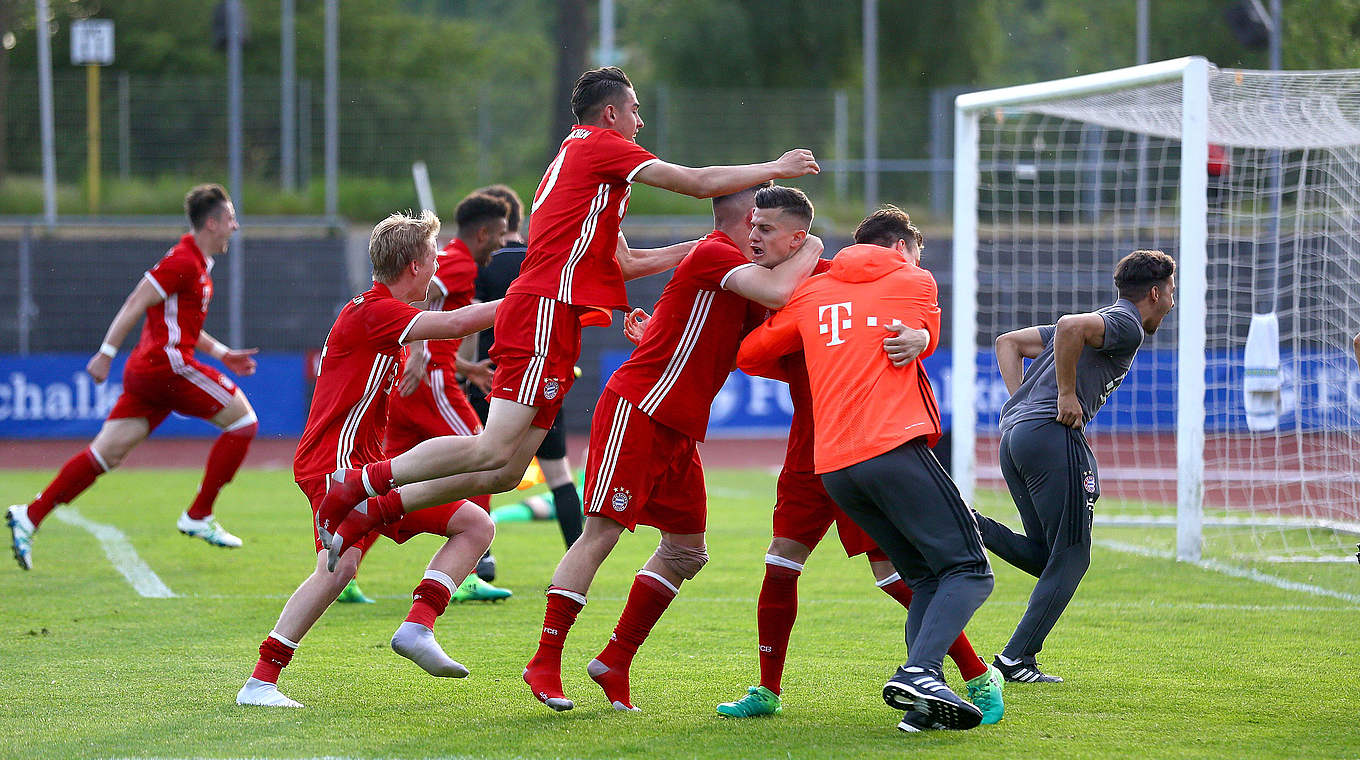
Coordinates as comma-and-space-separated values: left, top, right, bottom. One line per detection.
992, 655, 1064, 683
883, 666, 983, 731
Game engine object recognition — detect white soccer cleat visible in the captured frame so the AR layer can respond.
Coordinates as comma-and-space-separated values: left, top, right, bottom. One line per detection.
390, 621, 469, 678
8, 504, 35, 570
236, 677, 303, 708
177, 512, 243, 548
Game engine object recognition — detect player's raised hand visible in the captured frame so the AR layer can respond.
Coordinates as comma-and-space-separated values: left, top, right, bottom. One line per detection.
773, 149, 820, 178
222, 347, 259, 377
86, 352, 113, 383
883, 323, 929, 367
623, 308, 651, 346
1056, 392, 1083, 428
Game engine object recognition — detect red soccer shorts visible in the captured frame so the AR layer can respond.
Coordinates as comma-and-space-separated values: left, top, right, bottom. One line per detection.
109, 355, 237, 429
385, 367, 483, 454
298, 475, 463, 555
772, 467, 879, 558
583, 388, 706, 535
488, 294, 585, 429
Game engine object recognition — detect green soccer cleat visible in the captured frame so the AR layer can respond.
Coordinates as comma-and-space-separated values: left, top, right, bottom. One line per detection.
336, 579, 375, 604
965, 664, 1005, 725
716, 685, 782, 717
453, 574, 512, 602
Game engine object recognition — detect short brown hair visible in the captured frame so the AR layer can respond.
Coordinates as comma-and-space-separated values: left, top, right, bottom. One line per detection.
369, 210, 440, 284
185, 184, 230, 229
754, 185, 814, 228
454, 192, 510, 233
1114, 249, 1176, 301
572, 66, 633, 123
477, 184, 523, 233
854, 205, 923, 251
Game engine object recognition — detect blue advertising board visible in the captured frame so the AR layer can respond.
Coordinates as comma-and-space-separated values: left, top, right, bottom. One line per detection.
602, 347, 1360, 437
0, 354, 307, 438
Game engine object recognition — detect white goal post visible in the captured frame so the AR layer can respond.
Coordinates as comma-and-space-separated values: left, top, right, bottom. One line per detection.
952, 56, 1360, 567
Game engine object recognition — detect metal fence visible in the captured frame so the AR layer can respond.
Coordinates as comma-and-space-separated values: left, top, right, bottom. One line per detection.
4, 73, 964, 218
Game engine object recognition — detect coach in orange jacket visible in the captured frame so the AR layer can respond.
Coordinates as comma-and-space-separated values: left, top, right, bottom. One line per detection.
737, 206, 994, 731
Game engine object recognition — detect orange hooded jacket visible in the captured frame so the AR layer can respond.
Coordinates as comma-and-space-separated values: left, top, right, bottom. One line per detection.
736, 243, 942, 474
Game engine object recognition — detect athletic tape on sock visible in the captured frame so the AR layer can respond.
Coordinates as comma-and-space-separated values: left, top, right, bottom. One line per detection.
547, 587, 587, 606
764, 553, 805, 573
875, 571, 902, 588
224, 410, 258, 432
88, 447, 111, 473
423, 569, 457, 595
360, 468, 378, 498
268, 630, 300, 649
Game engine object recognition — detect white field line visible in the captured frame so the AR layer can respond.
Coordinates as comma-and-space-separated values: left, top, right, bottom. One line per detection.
1096, 539, 1360, 605
53, 509, 176, 598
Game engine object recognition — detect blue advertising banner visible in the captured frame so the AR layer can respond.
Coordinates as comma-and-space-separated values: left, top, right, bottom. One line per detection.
0, 354, 308, 438
602, 347, 1360, 437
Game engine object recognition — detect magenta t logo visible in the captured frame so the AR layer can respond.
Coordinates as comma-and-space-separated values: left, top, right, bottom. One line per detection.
818, 302, 853, 346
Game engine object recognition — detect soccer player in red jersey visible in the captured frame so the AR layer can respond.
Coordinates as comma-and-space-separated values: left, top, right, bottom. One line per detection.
8, 185, 258, 570
522, 185, 822, 713
716, 207, 1004, 724
236, 212, 500, 708
384, 191, 511, 602
313, 66, 820, 560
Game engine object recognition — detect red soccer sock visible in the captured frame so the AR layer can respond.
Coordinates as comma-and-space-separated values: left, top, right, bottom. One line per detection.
364, 460, 395, 495
28, 447, 107, 528
757, 560, 802, 695
524, 587, 585, 702
187, 421, 257, 520
405, 572, 455, 630
880, 575, 987, 681
251, 632, 298, 684
596, 571, 678, 673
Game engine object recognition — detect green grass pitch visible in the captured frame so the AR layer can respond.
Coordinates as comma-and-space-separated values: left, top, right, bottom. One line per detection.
1, 466, 1357, 759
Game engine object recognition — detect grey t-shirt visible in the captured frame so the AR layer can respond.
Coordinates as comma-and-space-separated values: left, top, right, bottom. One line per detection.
998, 299, 1146, 432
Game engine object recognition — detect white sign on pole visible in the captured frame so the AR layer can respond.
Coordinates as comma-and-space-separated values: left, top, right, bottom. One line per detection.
71, 19, 115, 66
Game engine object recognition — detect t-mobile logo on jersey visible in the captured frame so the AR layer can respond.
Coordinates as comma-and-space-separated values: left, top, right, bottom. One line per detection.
818, 302, 853, 346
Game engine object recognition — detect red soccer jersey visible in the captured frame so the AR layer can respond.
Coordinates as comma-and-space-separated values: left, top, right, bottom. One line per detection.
293, 282, 423, 482
509, 124, 659, 313
129, 234, 213, 370
423, 238, 478, 371
606, 230, 764, 442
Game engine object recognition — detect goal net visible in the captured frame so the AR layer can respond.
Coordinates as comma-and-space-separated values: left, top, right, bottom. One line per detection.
953, 58, 1360, 596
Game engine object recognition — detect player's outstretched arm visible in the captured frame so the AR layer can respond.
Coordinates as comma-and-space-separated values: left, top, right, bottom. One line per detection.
737, 306, 803, 380
197, 330, 259, 376
724, 235, 824, 310
994, 326, 1047, 395
1053, 313, 1106, 427
632, 149, 820, 199
616, 234, 699, 281
86, 277, 165, 383
404, 299, 501, 343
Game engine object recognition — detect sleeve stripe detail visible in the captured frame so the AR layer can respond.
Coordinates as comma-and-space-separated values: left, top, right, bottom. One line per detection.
626, 157, 660, 183
143, 271, 167, 299
398, 313, 423, 345
430, 275, 449, 297
719, 262, 758, 290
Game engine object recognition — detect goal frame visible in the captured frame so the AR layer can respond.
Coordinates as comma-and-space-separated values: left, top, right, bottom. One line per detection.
951, 56, 1210, 562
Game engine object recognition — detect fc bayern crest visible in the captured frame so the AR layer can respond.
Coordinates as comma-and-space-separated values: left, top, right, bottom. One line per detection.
543, 377, 560, 400
1083, 471, 1097, 494
610, 488, 631, 512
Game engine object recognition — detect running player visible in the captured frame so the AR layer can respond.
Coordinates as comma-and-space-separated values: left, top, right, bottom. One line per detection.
8, 184, 257, 569
716, 206, 1004, 724
312, 66, 819, 561
737, 231, 994, 733
522, 184, 822, 713
384, 191, 511, 602
974, 250, 1176, 683
236, 211, 500, 708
